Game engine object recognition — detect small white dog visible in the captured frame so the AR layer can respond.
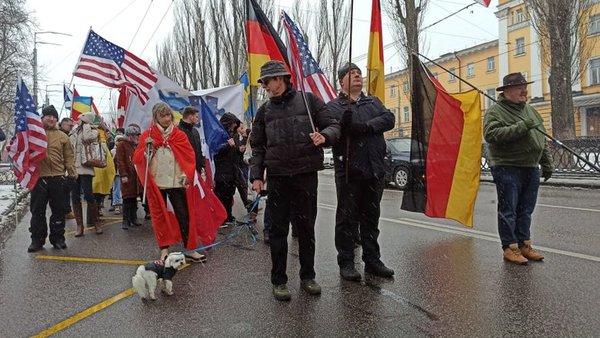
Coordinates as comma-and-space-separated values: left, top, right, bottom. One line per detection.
132, 252, 186, 300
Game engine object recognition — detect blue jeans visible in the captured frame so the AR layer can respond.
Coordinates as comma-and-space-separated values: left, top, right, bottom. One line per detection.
491, 166, 540, 248
112, 176, 122, 206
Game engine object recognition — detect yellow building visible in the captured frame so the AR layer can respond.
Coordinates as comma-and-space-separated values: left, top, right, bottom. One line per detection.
384, 0, 600, 139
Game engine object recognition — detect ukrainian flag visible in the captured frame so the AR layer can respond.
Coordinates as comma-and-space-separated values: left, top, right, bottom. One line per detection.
238, 71, 255, 120
72, 96, 92, 120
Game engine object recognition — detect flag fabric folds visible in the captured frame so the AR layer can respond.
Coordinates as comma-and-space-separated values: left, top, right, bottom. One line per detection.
63, 85, 73, 110
7, 79, 48, 190
367, 0, 385, 104
238, 71, 256, 120
401, 56, 482, 227
474, 0, 491, 7
281, 11, 336, 104
73, 30, 157, 104
193, 96, 229, 160
246, 0, 290, 85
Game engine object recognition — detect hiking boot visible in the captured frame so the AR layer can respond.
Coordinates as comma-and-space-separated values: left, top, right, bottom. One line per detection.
340, 265, 361, 281
300, 279, 321, 295
365, 261, 395, 278
27, 241, 44, 253
520, 240, 544, 261
272, 284, 291, 301
51, 239, 67, 250
503, 244, 528, 265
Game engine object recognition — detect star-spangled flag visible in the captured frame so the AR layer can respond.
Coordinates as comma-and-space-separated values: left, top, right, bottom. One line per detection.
7, 79, 48, 190
281, 11, 337, 103
73, 30, 157, 104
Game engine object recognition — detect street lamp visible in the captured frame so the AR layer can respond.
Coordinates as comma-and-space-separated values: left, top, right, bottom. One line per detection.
33, 31, 72, 108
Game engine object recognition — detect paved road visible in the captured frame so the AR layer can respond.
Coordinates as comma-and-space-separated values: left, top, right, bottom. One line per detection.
0, 171, 599, 337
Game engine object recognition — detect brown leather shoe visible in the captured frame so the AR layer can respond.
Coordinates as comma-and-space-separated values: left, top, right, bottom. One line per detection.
520, 240, 544, 261
503, 244, 528, 265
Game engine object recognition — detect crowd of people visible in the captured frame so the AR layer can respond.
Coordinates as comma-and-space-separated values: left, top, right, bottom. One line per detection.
25, 61, 550, 301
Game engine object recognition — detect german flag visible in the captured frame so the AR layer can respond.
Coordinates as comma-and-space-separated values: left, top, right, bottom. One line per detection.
367, 0, 384, 104
246, 0, 289, 85
401, 55, 482, 227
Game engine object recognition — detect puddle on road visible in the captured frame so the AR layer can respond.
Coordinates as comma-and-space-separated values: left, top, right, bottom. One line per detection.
365, 281, 439, 321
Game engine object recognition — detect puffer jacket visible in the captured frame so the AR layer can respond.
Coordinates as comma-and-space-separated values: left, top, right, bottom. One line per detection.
38, 127, 76, 177
483, 94, 553, 171
327, 92, 395, 181
214, 113, 241, 182
178, 119, 205, 172
250, 87, 341, 181
69, 123, 99, 176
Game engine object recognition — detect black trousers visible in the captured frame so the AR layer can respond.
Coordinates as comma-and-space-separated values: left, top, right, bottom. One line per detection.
30, 176, 66, 244
268, 172, 318, 285
335, 177, 385, 266
71, 174, 94, 204
215, 179, 236, 221
159, 188, 190, 249
63, 177, 74, 213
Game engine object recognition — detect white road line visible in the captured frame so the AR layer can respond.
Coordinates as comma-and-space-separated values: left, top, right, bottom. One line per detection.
537, 203, 600, 213
317, 203, 600, 263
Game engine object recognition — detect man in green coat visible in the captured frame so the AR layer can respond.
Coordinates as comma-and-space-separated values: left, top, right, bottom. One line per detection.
483, 72, 553, 265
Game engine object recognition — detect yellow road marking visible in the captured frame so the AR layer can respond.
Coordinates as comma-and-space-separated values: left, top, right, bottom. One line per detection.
36, 255, 146, 265
31, 288, 135, 338
64, 220, 120, 237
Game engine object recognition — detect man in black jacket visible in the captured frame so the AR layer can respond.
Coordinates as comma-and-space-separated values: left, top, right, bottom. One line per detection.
327, 63, 396, 281
178, 106, 206, 175
250, 60, 340, 301
215, 112, 242, 225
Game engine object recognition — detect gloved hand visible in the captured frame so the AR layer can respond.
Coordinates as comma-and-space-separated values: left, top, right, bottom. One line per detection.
350, 122, 370, 135
524, 118, 540, 130
341, 109, 353, 130
145, 137, 154, 145
542, 170, 552, 182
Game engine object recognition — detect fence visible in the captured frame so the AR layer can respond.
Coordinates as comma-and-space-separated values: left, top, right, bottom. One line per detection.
0, 163, 28, 244
481, 138, 600, 176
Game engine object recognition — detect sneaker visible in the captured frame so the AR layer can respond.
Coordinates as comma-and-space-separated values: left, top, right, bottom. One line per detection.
272, 284, 291, 301
503, 244, 529, 265
114, 205, 121, 215
300, 279, 321, 295
339, 265, 361, 281
520, 240, 544, 261
365, 261, 395, 278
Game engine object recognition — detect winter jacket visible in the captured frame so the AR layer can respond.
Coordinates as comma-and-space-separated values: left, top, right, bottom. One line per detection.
38, 127, 76, 178
214, 113, 241, 182
483, 94, 553, 172
149, 124, 186, 189
250, 87, 341, 181
116, 138, 139, 199
178, 119, 205, 172
327, 92, 395, 181
69, 123, 99, 176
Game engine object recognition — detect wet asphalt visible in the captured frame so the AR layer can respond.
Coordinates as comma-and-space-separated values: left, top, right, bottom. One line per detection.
0, 170, 599, 337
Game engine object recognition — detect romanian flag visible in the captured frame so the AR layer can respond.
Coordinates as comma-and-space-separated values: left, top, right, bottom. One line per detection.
246, 0, 290, 85
71, 90, 92, 120
238, 71, 255, 120
401, 56, 482, 227
474, 0, 491, 7
367, 0, 385, 104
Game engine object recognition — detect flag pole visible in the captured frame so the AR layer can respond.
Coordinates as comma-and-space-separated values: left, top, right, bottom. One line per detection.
413, 51, 600, 173
345, 0, 355, 183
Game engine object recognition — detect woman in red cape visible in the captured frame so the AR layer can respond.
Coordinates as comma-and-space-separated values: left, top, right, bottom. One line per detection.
133, 103, 223, 262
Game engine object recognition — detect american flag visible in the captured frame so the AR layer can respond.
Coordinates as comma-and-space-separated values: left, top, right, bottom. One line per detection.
281, 11, 337, 103
73, 30, 157, 104
7, 79, 47, 190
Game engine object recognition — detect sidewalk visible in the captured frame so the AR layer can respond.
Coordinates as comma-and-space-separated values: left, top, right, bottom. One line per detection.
480, 173, 600, 189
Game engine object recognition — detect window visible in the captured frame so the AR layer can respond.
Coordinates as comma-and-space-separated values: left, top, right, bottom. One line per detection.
390, 107, 398, 119
487, 57, 496, 72
516, 9, 524, 23
467, 63, 475, 77
402, 81, 409, 93
448, 67, 456, 82
403, 106, 410, 122
485, 88, 496, 109
589, 58, 600, 85
589, 15, 600, 35
390, 85, 396, 97
515, 37, 525, 55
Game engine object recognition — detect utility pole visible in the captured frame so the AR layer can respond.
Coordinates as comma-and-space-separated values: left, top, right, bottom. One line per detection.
32, 31, 72, 109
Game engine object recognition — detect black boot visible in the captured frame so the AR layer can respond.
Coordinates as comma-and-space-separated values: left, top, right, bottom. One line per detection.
129, 200, 142, 226
340, 265, 361, 281
52, 238, 67, 249
365, 261, 395, 278
27, 240, 44, 253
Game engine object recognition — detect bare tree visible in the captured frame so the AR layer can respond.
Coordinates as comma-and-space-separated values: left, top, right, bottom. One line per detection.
526, 0, 595, 140
0, 0, 33, 136
323, 0, 350, 91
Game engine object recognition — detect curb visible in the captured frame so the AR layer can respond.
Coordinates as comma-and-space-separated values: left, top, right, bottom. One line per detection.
480, 175, 600, 190
0, 188, 30, 249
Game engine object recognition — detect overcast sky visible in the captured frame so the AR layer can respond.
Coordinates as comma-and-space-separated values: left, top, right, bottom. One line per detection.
27, 0, 498, 117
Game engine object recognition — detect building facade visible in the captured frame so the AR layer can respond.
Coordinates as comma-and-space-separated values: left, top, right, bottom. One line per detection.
384, 0, 600, 139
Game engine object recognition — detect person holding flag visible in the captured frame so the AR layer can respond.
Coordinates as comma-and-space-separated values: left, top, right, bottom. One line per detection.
327, 63, 396, 281
27, 105, 76, 252
250, 60, 340, 301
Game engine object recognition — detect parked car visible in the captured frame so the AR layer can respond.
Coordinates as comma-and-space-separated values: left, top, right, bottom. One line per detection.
384, 137, 412, 189
323, 147, 334, 169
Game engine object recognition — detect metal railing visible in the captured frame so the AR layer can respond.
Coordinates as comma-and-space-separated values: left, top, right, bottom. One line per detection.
481, 138, 600, 176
